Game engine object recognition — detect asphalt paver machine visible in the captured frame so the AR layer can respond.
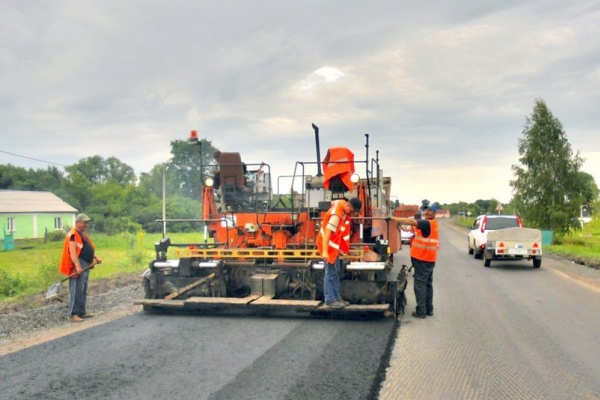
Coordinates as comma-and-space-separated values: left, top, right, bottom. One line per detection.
136, 125, 407, 317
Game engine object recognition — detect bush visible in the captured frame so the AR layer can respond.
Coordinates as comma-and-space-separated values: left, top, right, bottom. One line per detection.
0, 270, 25, 298
46, 230, 66, 242
36, 257, 63, 289
567, 237, 587, 246
129, 232, 146, 265
93, 217, 142, 235
114, 231, 147, 268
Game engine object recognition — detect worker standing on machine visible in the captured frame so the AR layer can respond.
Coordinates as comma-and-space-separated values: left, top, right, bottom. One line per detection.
390, 203, 439, 318
317, 197, 363, 309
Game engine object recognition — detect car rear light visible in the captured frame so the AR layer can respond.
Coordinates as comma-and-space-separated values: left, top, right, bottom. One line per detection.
498, 249, 505, 254
480, 244, 486, 250
517, 216, 523, 227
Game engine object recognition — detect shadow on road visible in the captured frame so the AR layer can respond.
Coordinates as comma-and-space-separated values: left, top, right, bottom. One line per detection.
139, 306, 396, 322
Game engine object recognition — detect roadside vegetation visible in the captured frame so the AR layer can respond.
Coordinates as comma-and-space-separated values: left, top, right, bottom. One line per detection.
0, 137, 217, 234
0, 232, 206, 300
445, 99, 598, 269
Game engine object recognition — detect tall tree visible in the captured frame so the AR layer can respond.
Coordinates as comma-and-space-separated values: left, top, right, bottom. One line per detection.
511, 99, 586, 234
65, 156, 136, 184
61, 172, 93, 211
105, 157, 136, 184
168, 138, 218, 199
138, 164, 180, 198
0, 164, 64, 192
577, 171, 599, 206
65, 156, 107, 184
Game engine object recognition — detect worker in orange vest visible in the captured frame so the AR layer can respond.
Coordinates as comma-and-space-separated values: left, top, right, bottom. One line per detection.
317, 198, 362, 308
390, 204, 439, 318
59, 213, 103, 322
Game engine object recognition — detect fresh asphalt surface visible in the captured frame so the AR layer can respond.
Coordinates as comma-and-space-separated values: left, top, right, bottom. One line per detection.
0, 300, 396, 399
2, 219, 600, 399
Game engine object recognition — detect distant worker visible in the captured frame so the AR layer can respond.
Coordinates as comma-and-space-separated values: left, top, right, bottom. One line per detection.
390, 204, 439, 318
317, 198, 363, 308
59, 213, 103, 322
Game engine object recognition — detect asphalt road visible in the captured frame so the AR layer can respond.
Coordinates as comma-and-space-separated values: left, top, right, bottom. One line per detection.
380, 219, 600, 399
2, 219, 600, 400
0, 307, 395, 399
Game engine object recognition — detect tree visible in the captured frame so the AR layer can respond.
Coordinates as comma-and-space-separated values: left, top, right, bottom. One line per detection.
65, 156, 107, 184
138, 164, 180, 199
168, 138, 218, 199
65, 156, 136, 184
577, 171, 599, 206
105, 157, 136, 184
510, 99, 586, 234
0, 164, 64, 191
474, 199, 488, 213
61, 172, 93, 211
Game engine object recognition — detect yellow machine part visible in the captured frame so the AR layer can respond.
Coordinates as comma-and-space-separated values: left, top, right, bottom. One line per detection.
175, 247, 366, 261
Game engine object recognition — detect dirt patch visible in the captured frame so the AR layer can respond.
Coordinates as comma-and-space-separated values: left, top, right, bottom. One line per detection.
546, 253, 600, 270
0, 272, 142, 315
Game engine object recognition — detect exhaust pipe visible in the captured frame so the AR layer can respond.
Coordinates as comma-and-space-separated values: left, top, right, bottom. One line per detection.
312, 123, 323, 177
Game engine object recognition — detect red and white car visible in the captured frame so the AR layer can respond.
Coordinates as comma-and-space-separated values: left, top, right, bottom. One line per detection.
467, 215, 522, 259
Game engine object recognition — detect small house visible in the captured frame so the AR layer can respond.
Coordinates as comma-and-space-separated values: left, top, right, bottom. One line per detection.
436, 209, 451, 218
0, 190, 77, 240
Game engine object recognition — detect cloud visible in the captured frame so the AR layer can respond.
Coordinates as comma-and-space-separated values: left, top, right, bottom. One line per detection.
1, 1, 599, 205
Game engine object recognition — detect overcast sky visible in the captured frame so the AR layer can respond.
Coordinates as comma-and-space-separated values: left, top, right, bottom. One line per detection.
1, 1, 599, 205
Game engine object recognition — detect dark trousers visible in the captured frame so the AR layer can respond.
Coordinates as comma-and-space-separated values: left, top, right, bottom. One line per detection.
324, 257, 342, 304
412, 257, 435, 315
68, 259, 91, 317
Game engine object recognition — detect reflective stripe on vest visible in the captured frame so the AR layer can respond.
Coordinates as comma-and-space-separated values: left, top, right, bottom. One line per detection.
411, 237, 439, 251
316, 200, 352, 264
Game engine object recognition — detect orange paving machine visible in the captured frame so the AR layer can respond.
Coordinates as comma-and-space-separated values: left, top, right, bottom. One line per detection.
136, 125, 407, 317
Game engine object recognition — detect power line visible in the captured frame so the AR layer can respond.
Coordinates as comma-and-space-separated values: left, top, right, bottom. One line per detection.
0, 149, 67, 167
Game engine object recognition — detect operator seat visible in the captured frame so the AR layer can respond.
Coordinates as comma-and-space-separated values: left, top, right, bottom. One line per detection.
216, 151, 251, 209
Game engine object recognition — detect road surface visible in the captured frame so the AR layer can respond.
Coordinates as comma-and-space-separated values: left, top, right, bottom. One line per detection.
380, 219, 600, 399
1, 309, 395, 399
1, 219, 599, 399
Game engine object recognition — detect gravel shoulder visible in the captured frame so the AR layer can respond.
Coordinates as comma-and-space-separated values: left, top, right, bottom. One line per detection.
0, 275, 143, 356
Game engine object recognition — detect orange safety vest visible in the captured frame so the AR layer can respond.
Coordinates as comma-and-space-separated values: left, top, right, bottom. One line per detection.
316, 200, 352, 264
58, 228, 95, 276
410, 219, 439, 263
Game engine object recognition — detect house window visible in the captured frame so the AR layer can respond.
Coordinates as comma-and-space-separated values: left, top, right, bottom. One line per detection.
7, 217, 15, 233
54, 217, 62, 230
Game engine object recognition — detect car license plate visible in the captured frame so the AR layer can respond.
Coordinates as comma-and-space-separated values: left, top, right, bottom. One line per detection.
509, 245, 527, 255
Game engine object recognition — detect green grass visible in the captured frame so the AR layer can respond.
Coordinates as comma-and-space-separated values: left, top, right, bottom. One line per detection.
0, 231, 208, 300
546, 219, 600, 266
452, 216, 475, 229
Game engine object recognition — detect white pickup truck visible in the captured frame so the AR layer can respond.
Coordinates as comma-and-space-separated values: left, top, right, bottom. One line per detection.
468, 215, 523, 259
482, 227, 543, 268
